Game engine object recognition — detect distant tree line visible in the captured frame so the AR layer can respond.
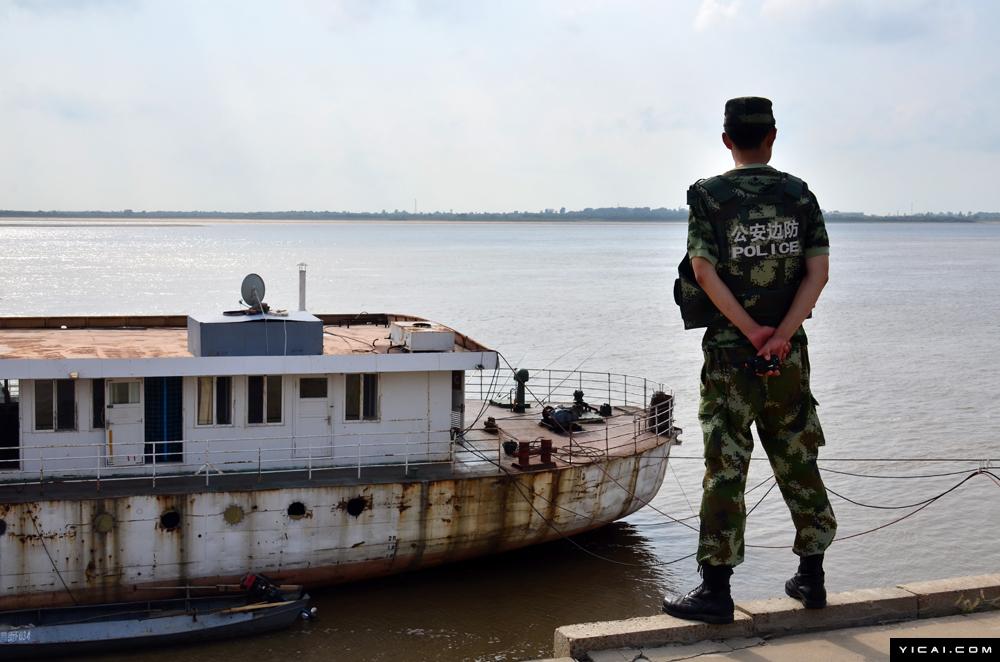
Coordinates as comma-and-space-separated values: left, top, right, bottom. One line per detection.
2, 208, 998, 223
824, 211, 1000, 223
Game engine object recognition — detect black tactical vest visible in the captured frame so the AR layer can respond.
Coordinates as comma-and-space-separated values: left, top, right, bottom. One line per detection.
675, 172, 810, 329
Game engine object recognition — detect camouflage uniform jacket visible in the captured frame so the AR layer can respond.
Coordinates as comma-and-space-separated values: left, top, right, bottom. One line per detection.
687, 164, 830, 350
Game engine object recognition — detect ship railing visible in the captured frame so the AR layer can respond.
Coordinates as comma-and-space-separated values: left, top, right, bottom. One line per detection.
0, 368, 675, 489
0, 397, 676, 490
465, 368, 667, 410
452, 397, 675, 472
0, 428, 463, 489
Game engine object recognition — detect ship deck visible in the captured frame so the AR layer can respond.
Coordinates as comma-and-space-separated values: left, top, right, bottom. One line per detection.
460, 400, 673, 465
0, 313, 487, 360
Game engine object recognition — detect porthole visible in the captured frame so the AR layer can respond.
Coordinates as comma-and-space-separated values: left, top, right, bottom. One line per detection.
287, 502, 307, 519
224, 505, 245, 525
346, 497, 366, 518
93, 512, 115, 534
159, 510, 181, 531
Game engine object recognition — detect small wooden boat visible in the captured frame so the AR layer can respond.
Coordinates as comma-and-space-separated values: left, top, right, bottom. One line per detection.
0, 583, 311, 660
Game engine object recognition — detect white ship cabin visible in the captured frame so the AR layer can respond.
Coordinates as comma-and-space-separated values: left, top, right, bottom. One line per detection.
0, 312, 497, 482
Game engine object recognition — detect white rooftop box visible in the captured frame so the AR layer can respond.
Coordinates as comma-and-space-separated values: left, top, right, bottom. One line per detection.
389, 321, 456, 353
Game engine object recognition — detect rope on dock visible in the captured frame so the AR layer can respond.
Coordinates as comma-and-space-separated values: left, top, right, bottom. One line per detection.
750, 469, 1000, 548
819, 466, 988, 479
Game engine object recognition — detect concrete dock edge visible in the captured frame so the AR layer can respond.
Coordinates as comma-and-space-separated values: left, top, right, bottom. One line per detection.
553, 612, 753, 658
550, 575, 1000, 660
897, 573, 1000, 619
735, 587, 917, 637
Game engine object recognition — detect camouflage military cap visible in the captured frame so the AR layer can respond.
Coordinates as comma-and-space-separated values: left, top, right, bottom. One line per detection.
724, 97, 775, 127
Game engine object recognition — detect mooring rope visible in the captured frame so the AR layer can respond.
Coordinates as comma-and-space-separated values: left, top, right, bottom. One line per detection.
27, 508, 78, 605
467, 357, 1000, 566
463, 428, 1000, 566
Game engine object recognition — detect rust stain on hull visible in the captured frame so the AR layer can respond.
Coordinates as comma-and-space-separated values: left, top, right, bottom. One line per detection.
0, 442, 670, 611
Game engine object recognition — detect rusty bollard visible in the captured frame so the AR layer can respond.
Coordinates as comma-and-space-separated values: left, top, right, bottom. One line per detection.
540, 438, 553, 465
517, 441, 531, 468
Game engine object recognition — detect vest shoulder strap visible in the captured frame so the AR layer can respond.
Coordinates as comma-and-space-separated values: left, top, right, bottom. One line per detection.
782, 173, 806, 200
699, 175, 739, 205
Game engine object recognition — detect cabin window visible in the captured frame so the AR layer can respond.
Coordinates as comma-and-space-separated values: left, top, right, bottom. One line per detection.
345, 374, 379, 421
300, 377, 328, 399
34, 379, 76, 431
92, 378, 105, 428
217, 377, 232, 425
248, 375, 282, 424
111, 381, 140, 405
198, 378, 211, 424
197, 376, 233, 426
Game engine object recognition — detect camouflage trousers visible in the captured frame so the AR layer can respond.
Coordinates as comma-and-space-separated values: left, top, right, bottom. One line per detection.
696, 343, 837, 567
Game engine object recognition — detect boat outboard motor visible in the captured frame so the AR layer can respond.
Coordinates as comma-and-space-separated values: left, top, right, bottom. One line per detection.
240, 572, 284, 603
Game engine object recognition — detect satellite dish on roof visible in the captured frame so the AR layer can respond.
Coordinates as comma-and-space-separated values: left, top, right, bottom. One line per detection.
241, 273, 267, 312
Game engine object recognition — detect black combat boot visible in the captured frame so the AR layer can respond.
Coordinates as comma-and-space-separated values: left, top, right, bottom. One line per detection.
662, 564, 735, 624
785, 554, 827, 608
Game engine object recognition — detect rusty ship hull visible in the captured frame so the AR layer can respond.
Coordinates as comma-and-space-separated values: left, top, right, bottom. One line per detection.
0, 435, 670, 610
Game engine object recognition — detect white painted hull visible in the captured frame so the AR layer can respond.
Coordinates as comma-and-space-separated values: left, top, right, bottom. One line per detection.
0, 440, 671, 610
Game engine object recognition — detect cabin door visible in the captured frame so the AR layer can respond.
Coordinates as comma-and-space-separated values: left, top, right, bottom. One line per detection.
0, 379, 19, 469
144, 377, 183, 463
295, 376, 332, 458
105, 379, 144, 466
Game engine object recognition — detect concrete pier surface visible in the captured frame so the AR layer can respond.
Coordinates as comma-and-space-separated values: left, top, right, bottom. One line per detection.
540, 574, 1000, 661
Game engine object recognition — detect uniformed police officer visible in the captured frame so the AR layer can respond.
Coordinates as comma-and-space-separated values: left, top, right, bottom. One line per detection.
663, 97, 838, 624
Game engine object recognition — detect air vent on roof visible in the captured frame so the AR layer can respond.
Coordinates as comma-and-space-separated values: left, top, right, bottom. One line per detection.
389, 322, 455, 353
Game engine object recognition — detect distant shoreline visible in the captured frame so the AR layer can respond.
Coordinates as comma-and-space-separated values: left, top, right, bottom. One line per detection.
0, 211, 993, 224
0, 221, 204, 227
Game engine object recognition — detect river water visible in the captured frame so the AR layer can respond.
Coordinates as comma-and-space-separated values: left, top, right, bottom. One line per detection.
1, 219, 998, 661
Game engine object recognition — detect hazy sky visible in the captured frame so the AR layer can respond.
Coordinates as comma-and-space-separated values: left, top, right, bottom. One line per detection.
2, 0, 998, 214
